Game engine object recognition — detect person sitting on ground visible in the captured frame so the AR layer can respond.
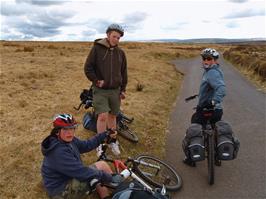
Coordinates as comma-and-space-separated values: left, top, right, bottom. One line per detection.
183, 48, 226, 167
41, 113, 124, 199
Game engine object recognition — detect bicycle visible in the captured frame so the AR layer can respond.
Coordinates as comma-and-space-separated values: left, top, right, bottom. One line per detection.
74, 87, 139, 143
185, 95, 220, 185
98, 137, 183, 195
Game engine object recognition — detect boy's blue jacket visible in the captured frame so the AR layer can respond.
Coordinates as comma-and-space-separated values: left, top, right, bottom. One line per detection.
41, 132, 112, 197
198, 64, 226, 109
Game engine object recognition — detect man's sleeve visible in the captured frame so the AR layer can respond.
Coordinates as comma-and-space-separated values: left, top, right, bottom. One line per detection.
74, 133, 107, 154
52, 147, 112, 183
207, 70, 226, 103
84, 46, 98, 83
120, 51, 128, 92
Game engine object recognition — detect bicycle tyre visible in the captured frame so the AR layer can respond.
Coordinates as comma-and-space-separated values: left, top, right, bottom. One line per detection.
134, 155, 182, 191
207, 134, 215, 185
117, 122, 139, 143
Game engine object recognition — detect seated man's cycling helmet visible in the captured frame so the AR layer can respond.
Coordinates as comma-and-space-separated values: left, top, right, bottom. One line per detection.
53, 114, 77, 129
201, 48, 219, 60
106, 24, 124, 37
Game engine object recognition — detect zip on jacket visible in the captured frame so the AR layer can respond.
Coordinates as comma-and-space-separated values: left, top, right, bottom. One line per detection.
84, 38, 128, 92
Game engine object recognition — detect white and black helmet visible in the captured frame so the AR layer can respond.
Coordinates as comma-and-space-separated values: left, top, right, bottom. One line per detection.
106, 23, 124, 37
201, 48, 219, 59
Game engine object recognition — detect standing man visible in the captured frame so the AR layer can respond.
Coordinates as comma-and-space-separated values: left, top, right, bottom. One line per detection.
84, 24, 128, 157
183, 48, 226, 166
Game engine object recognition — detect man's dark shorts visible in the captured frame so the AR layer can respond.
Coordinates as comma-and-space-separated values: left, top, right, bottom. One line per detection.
93, 86, 120, 115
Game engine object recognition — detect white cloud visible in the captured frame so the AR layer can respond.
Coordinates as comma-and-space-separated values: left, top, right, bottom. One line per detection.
226, 21, 239, 28
228, 0, 248, 3
224, 8, 265, 18
1, 0, 265, 41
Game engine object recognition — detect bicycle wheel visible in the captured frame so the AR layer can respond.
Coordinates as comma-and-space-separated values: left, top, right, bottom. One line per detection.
207, 134, 215, 185
134, 155, 182, 191
117, 122, 139, 143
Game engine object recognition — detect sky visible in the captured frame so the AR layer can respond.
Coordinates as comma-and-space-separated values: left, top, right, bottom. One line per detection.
0, 0, 265, 41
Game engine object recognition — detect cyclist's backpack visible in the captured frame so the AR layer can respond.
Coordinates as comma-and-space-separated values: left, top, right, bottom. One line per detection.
182, 123, 205, 161
80, 88, 93, 109
215, 121, 240, 160
112, 180, 169, 199
83, 112, 97, 132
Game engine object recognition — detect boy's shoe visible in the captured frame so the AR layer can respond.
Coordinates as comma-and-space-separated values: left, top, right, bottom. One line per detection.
109, 140, 121, 156
96, 144, 103, 157
183, 157, 196, 167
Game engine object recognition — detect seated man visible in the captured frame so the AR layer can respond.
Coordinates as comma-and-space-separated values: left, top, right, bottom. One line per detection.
41, 113, 123, 199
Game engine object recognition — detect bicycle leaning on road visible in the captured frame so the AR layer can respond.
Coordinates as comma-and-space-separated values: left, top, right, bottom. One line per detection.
184, 95, 239, 185
94, 132, 182, 198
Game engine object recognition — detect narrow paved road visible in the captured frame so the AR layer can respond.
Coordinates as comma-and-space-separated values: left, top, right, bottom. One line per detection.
165, 56, 266, 199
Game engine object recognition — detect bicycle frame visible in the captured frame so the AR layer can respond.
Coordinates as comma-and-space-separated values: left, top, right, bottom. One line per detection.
185, 95, 217, 185
98, 148, 154, 191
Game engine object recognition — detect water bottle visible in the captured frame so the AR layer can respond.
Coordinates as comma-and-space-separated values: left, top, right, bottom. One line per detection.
120, 169, 131, 178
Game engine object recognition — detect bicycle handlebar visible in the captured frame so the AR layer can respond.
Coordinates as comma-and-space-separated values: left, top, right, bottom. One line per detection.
185, 94, 198, 102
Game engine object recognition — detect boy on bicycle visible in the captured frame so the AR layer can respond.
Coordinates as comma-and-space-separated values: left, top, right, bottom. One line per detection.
183, 48, 226, 167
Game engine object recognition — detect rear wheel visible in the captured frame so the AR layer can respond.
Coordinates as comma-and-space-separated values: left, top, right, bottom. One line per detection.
117, 121, 138, 143
134, 155, 182, 191
207, 134, 215, 185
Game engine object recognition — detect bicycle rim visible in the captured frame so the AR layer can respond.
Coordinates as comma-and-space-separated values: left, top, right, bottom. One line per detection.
117, 125, 138, 143
207, 135, 215, 185
134, 155, 182, 191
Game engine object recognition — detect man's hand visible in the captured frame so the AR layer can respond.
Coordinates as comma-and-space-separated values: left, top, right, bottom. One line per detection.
106, 129, 117, 140
120, 92, 126, 100
205, 100, 216, 109
96, 80, 104, 88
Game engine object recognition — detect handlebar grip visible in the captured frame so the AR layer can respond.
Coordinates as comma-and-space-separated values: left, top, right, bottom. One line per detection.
185, 95, 198, 102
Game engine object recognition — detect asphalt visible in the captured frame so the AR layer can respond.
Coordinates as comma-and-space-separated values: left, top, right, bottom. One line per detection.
165, 56, 266, 199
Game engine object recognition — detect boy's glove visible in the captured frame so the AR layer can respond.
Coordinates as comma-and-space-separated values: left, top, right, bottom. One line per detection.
109, 174, 124, 187
87, 178, 100, 194
207, 100, 216, 108
106, 129, 117, 140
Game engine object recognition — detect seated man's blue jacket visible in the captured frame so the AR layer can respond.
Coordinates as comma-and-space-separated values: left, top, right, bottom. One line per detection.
41, 132, 112, 197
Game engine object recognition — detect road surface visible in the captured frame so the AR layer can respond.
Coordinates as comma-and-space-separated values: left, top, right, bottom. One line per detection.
165, 56, 266, 199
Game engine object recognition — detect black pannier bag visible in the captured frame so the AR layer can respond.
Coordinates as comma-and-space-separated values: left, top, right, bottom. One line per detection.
215, 121, 240, 160
80, 88, 93, 109
182, 123, 205, 161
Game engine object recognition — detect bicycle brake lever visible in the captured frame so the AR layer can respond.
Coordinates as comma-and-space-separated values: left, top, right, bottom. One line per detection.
185, 95, 198, 102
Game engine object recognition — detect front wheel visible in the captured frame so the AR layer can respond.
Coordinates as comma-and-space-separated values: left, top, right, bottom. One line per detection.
117, 121, 138, 143
207, 134, 215, 185
133, 155, 182, 191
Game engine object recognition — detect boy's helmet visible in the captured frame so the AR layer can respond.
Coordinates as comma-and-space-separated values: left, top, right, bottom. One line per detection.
201, 48, 219, 59
106, 24, 124, 37
53, 114, 77, 128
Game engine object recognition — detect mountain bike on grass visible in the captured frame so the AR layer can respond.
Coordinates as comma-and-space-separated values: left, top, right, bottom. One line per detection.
95, 133, 182, 198
183, 95, 240, 185
74, 87, 139, 143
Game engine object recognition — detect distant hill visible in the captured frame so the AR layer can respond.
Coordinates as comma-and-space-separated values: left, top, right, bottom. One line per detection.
143, 38, 266, 44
